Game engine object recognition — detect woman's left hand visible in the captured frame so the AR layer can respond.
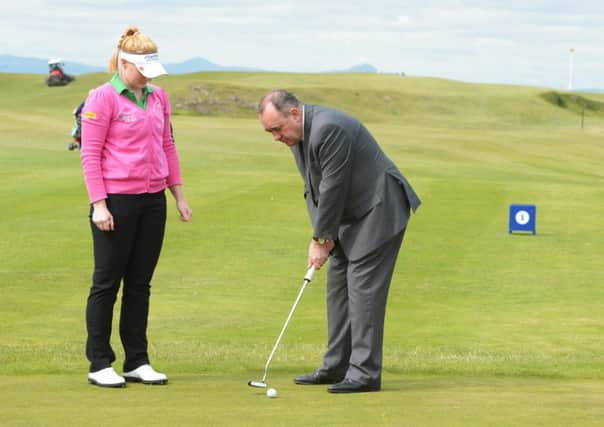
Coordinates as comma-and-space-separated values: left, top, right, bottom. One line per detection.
168, 185, 192, 222
176, 200, 192, 222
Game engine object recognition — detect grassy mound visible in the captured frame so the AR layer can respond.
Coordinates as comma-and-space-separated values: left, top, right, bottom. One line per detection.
540, 91, 604, 115
6, 71, 603, 130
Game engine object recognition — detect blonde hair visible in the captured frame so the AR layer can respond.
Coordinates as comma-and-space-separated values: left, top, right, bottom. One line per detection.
108, 26, 158, 73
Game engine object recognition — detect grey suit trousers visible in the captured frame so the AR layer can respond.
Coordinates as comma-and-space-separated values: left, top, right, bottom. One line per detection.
319, 228, 406, 386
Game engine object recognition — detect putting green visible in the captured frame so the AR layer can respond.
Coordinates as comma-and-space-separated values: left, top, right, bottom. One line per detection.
1, 374, 603, 426
1, 72, 603, 426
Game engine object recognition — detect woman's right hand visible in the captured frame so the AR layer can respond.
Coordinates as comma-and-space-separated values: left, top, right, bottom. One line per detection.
92, 200, 114, 231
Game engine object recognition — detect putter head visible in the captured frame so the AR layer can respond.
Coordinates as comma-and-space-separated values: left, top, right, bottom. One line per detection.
248, 380, 267, 388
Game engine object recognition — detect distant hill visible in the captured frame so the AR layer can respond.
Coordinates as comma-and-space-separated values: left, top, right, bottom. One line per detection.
0, 54, 103, 74
0, 54, 261, 75
0, 54, 379, 75
324, 63, 378, 73
164, 57, 262, 73
578, 88, 604, 94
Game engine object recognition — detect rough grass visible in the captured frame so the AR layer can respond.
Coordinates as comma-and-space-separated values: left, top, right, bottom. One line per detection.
540, 91, 604, 115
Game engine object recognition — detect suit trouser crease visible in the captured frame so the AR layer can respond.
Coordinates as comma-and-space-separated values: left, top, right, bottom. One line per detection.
321, 228, 405, 384
86, 192, 166, 373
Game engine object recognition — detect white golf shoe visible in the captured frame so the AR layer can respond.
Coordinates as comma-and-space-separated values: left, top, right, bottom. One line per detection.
88, 367, 126, 388
123, 364, 168, 385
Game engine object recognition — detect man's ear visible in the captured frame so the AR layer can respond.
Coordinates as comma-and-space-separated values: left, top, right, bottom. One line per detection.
289, 107, 302, 121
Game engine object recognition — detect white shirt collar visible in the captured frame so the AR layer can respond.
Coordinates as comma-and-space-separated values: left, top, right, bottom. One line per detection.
301, 104, 305, 142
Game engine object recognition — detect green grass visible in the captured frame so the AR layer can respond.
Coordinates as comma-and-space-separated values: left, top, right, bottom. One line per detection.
1, 375, 603, 427
1, 72, 603, 426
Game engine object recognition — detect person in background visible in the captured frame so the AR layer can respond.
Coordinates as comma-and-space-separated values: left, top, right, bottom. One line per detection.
68, 100, 85, 150
257, 89, 420, 393
81, 25, 192, 388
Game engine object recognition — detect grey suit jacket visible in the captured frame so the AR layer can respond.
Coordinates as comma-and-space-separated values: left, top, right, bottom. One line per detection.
291, 104, 421, 261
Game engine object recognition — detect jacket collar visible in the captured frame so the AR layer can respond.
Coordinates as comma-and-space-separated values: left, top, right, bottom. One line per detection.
302, 104, 313, 143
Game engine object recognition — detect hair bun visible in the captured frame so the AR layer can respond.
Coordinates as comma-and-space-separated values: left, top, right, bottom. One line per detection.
125, 26, 140, 36
117, 26, 140, 49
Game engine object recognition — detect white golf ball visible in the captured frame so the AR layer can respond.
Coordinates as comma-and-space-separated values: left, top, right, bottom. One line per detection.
266, 388, 278, 398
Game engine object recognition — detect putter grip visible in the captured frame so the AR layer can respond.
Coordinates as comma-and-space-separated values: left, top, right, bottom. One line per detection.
304, 266, 316, 282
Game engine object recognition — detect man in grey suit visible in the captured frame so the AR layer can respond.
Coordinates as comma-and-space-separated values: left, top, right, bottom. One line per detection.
258, 89, 421, 393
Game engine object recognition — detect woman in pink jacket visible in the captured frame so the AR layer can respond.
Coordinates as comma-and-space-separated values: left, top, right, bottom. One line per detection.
81, 26, 192, 388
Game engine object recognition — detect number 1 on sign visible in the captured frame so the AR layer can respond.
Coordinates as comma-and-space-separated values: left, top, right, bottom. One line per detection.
515, 210, 530, 225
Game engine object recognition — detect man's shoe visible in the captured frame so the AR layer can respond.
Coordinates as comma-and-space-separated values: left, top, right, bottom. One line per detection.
123, 364, 168, 385
88, 367, 126, 388
294, 370, 344, 385
327, 378, 380, 393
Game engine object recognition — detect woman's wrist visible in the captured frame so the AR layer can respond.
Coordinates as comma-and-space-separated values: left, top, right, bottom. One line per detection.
92, 199, 107, 209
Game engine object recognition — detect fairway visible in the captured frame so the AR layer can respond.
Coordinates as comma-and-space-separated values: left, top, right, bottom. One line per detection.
1, 72, 603, 426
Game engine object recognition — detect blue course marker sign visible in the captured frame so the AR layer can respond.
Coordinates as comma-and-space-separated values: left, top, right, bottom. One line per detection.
509, 204, 536, 235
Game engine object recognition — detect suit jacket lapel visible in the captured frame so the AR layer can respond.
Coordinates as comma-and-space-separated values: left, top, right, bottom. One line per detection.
302, 105, 317, 205
291, 104, 313, 177
290, 142, 305, 177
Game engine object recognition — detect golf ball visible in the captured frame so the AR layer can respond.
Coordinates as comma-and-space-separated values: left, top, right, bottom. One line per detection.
267, 388, 278, 398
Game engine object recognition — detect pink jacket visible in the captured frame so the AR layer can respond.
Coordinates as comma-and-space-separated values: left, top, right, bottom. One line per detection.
81, 83, 182, 203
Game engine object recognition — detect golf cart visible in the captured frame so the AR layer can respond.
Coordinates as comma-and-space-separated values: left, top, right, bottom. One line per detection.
47, 58, 74, 87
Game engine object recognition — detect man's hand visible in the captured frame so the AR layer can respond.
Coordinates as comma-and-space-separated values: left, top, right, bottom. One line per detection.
308, 239, 335, 269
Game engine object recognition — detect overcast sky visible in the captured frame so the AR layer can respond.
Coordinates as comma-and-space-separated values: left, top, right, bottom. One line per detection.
2, 0, 603, 89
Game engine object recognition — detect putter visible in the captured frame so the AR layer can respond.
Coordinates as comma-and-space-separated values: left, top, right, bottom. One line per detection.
248, 266, 316, 388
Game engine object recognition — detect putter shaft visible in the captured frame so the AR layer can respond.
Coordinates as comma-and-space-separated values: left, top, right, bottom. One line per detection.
249, 266, 316, 387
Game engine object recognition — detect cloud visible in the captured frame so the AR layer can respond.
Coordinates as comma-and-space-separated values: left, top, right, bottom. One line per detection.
1, 0, 604, 87
396, 16, 411, 26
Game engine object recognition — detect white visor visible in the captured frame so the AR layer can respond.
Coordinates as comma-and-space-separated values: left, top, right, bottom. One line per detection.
119, 50, 167, 78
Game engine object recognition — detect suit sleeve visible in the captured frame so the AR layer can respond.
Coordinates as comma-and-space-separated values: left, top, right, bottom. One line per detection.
312, 123, 352, 240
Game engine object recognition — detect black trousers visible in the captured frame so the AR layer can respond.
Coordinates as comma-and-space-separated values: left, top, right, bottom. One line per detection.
86, 191, 166, 373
